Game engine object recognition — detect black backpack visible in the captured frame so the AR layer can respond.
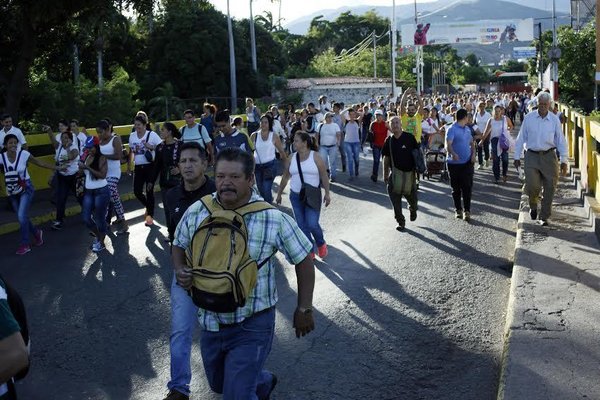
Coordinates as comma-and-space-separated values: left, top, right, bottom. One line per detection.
0, 274, 30, 381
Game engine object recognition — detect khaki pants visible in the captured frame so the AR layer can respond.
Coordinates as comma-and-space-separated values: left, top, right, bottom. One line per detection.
524, 150, 559, 220
386, 171, 418, 223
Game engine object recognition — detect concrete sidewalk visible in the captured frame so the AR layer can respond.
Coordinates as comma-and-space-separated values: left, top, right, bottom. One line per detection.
498, 168, 600, 399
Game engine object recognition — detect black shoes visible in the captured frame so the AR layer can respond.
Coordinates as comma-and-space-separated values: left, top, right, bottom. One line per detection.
370, 174, 377, 182
530, 208, 538, 220
266, 373, 278, 400
409, 209, 417, 222
163, 390, 189, 400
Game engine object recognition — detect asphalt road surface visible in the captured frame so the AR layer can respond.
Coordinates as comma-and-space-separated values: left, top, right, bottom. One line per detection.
1, 148, 520, 400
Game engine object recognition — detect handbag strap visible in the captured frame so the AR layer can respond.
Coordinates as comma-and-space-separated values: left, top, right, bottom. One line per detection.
296, 152, 305, 184
253, 132, 263, 165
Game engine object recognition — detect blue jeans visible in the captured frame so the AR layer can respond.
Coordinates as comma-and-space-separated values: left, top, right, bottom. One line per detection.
491, 137, 509, 180
254, 160, 275, 204
200, 307, 276, 400
372, 146, 382, 178
344, 142, 360, 177
168, 273, 198, 396
319, 145, 338, 178
290, 190, 325, 252
9, 180, 37, 245
82, 186, 110, 234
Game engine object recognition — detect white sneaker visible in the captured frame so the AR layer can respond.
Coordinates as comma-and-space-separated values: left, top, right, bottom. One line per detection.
92, 240, 105, 252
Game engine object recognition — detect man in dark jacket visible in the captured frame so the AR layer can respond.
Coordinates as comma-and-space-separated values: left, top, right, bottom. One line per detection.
163, 141, 216, 400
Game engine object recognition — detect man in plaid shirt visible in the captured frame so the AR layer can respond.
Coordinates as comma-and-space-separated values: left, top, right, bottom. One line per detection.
172, 147, 316, 400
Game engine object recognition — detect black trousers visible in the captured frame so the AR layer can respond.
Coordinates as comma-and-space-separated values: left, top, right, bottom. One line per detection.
448, 162, 474, 212
133, 164, 156, 217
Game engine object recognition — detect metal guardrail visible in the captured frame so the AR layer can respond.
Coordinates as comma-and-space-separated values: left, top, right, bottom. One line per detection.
558, 103, 600, 202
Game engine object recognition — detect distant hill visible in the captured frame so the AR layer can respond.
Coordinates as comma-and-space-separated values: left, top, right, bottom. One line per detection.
285, 0, 570, 35
284, 0, 571, 64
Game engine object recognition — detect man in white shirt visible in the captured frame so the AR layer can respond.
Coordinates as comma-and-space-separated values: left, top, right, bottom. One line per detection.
316, 113, 341, 182
514, 92, 568, 226
180, 109, 214, 163
474, 102, 492, 168
0, 114, 27, 151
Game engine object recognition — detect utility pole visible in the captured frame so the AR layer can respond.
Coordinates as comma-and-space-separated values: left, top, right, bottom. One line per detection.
373, 30, 377, 78
414, 0, 423, 94
227, 0, 238, 112
551, 0, 559, 99
249, 0, 257, 73
537, 22, 544, 89
391, 0, 397, 96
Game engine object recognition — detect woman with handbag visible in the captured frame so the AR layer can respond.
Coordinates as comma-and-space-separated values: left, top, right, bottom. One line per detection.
127, 115, 162, 226
479, 104, 513, 183
50, 131, 80, 231
275, 132, 331, 259
382, 117, 419, 231
0, 134, 62, 255
251, 115, 287, 204
153, 122, 182, 229
80, 136, 110, 252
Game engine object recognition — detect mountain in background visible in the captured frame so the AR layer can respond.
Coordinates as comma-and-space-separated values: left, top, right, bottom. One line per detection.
284, 0, 571, 35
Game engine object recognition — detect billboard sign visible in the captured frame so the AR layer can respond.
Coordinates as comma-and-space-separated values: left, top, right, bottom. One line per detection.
400, 18, 534, 47
513, 46, 537, 59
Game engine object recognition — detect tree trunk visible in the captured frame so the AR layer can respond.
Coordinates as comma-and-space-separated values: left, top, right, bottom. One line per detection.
4, 21, 36, 121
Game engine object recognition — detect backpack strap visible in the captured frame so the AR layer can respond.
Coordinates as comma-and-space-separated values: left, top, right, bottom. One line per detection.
199, 194, 221, 216
235, 200, 275, 216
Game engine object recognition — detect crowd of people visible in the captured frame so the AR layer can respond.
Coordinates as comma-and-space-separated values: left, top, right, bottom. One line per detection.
0, 86, 569, 400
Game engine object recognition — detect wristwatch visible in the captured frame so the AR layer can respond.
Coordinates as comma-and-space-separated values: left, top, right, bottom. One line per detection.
297, 307, 313, 314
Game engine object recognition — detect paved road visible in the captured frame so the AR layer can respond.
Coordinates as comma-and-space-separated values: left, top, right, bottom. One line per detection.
2, 149, 520, 400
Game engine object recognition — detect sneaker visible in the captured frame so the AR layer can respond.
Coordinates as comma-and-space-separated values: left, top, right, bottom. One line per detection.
92, 241, 105, 253
529, 208, 538, 220
538, 219, 548, 226
317, 243, 328, 258
477, 164, 483, 170
463, 211, 471, 222
502, 175, 508, 183
485, 160, 489, 168
409, 209, 417, 222
396, 218, 406, 231
266, 373, 278, 400
16, 245, 31, 255
162, 390, 189, 400
115, 220, 129, 235
33, 229, 43, 246
370, 174, 377, 182
51, 220, 63, 231
145, 215, 154, 227
455, 210, 463, 219
330, 177, 336, 183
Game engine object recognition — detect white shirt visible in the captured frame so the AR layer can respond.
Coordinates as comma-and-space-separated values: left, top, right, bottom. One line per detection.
289, 151, 320, 193
0, 126, 27, 151
0, 149, 31, 180
55, 132, 87, 153
514, 110, 568, 163
55, 143, 79, 176
180, 123, 212, 149
272, 119, 285, 138
317, 122, 340, 146
128, 130, 162, 166
100, 135, 122, 178
474, 111, 492, 130
421, 118, 438, 135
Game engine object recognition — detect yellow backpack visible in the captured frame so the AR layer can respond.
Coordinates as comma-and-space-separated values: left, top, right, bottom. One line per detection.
185, 195, 274, 313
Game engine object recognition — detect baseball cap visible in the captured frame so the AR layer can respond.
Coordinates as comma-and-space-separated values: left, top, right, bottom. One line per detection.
375, 110, 384, 116
84, 136, 100, 148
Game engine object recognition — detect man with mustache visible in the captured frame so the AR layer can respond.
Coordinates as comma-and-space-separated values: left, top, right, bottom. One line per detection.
171, 147, 315, 400
163, 142, 216, 400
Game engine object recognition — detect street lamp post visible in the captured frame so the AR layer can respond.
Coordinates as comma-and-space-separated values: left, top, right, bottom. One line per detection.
391, 0, 397, 97
249, 0, 258, 73
227, 0, 238, 112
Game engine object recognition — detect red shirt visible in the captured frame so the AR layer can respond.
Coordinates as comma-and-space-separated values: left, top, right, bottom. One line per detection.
372, 121, 389, 148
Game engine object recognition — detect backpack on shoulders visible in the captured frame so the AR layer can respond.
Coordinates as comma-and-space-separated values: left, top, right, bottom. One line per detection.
185, 195, 275, 313
2, 150, 26, 196
181, 124, 207, 149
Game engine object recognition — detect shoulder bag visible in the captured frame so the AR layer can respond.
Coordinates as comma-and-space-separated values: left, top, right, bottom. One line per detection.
296, 152, 322, 211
